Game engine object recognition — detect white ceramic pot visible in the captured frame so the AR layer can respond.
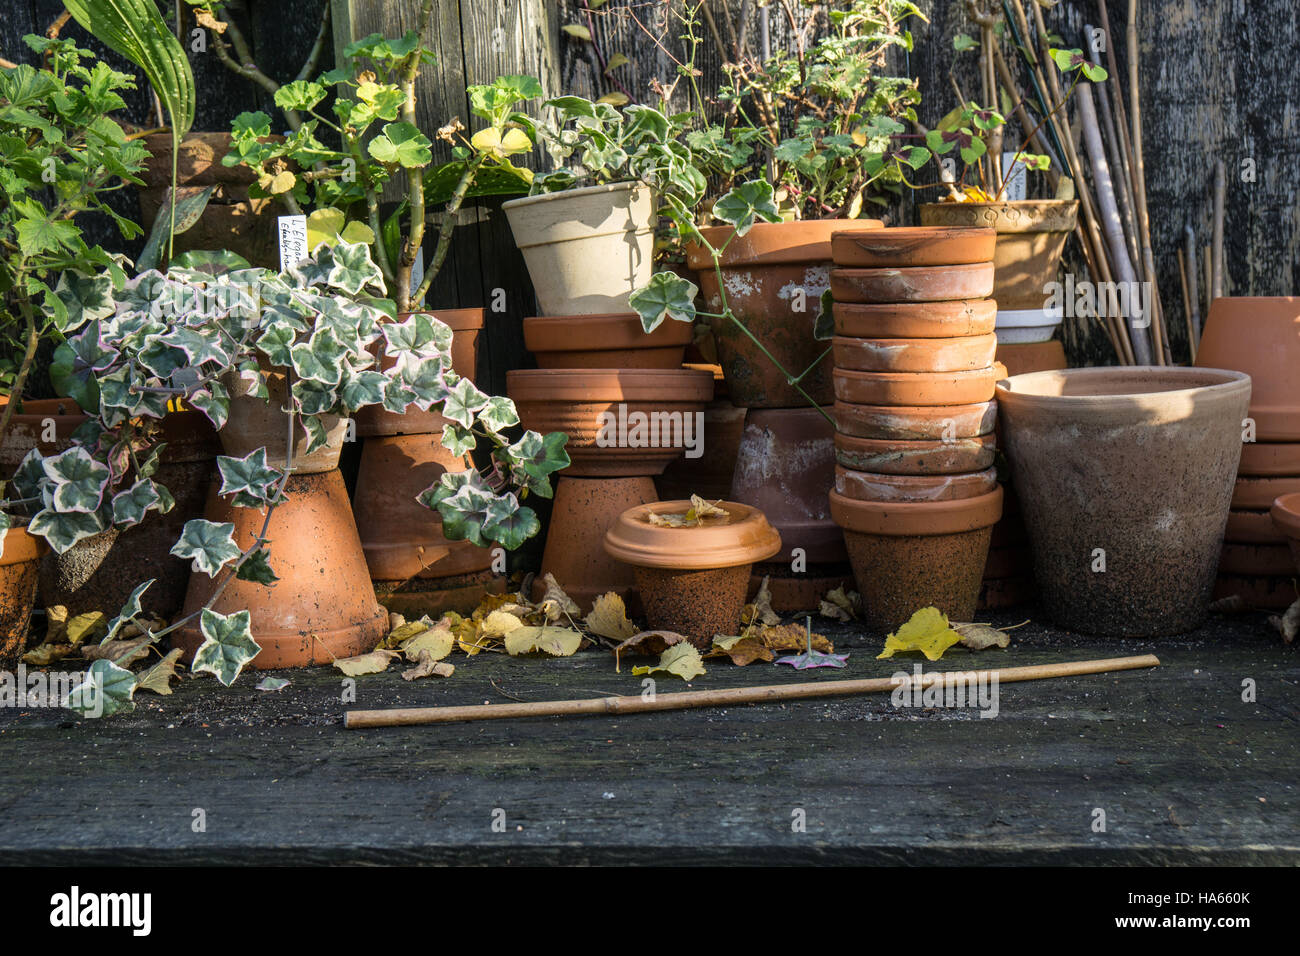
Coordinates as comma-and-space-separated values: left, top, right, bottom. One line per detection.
502, 181, 655, 316
994, 307, 1064, 345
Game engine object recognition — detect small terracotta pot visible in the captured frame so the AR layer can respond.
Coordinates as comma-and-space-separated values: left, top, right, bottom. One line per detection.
829, 263, 995, 303
174, 469, 388, 668
833, 300, 996, 339
831, 333, 997, 373
833, 464, 998, 503
1270, 492, 1300, 574
833, 400, 998, 440
831, 226, 996, 268
523, 312, 692, 369
0, 397, 87, 472
995, 340, 1068, 378
604, 500, 782, 648
1218, 543, 1297, 576
834, 433, 996, 475
0, 524, 45, 669
354, 308, 484, 437
1213, 574, 1297, 609
687, 219, 880, 407
1232, 476, 1300, 511
222, 363, 346, 472
655, 400, 747, 501
729, 407, 845, 564
507, 368, 714, 477
1238, 441, 1300, 477
998, 366, 1251, 636
1225, 509, 1287, 544
919, 200, 1079, 312
829, 487, 1003, 632
536, 476, 659, 613
1195, 297, 1300, 441
832, 366, 1000, 406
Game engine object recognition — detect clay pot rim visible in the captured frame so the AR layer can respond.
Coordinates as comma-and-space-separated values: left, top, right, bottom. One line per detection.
996, 366, 1251, 408
834, 463, 998, 497
834, 366, 998, 384
603, 500, 782, 570
831, 332, 999, 348
834, 432, 997, 452
1269, 493, 1300, 539
0, 521, 44, 566
685, 218, 881, 270
918, 199, 1081, 232
507, 368, 715, 402
831, 262, 993, 279
830, 486, 1003, 537
0, 396, 87, 419
830, 226, 996, 267
523, 312, 692, 350
400, 307, 484, 332
833, 399, 998, 418
502, 180, 643, 211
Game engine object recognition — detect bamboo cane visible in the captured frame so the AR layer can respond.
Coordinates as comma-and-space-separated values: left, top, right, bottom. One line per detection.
343, 655, 1162, 728
1125, 0, 1166, 366
1184, 223, 1202, 348
1212, 159, 1226, 300
1086, 26, 1141, 267
1177, 247, 1195, 363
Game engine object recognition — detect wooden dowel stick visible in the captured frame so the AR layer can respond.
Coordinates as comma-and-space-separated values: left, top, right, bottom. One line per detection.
344, 654, 1161, 729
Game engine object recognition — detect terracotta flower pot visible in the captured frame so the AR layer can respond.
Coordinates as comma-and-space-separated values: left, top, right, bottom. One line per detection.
1225, 509, 1287, 544
503, 181, 655, 315
0, 524, 45, 670
507, 368, 714, 477
0, 397, 87, 473
1218, 543, 1297, 576
1238, 441, 1300, 477
833, 299, 996, 339
1232, 476, 1300, 511
1269, 492, 1300, 575
354, 308, 484, 437
523, 312, 692, 369
829, 263, 995, 304
655, 400, 747, 501
1213, 574, 1297, 609
833, 465, 998, 502
829, 487, 1003, 632
832, 400, 998, 440
604, 500, 782, 649
995, 340, 1068, 378
729, 407, 846, 564
38, 409, 220, 619
221, 364, 346, 472
997, 367, 1251, 636
831, 333, 998, 373
834, 433, 996, 475
686, 219, 881, 407
174, 469, 387, 669
830, 226, 995, 268
832, 366, 1000, 406
918, 200, 1080, 312
1195, 297, 1300, 441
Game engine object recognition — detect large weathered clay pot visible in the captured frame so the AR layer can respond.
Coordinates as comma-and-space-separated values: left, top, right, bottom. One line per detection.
831, 226, 996, 267
523, 312, 692, 369
503, 181, 655, 315
834, 433, 996, 475
997, 367, 1251, 636
655, 399, 747, 501
829, 263, 995, 304
139, 132, 280, 268
919, 200, 1079, 312
38, 410, 220, 619
0, 524, 44, 669
354, 308, 484, 437
604, 500, 782, 649
832, 366, 1000, 406
174, 469, 387, 668
830, 487, 1003, 631
832, 400, 998, 440
0, 398, 87, 473
1195, 297, 1300, 441
686, 219, 881, 407
833, 465, 997, 503
507, 368, 714, 476
831, 334, 997, 373
833, 300, 996, 339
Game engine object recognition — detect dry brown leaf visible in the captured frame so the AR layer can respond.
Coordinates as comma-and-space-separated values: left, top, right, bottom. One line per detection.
819, 586, 859, 622
135, 649, 185, 696
82, 637, 151, 668
953, 622, 1011, 650
612, 629, 685, 663
45, 605, 69, 644
1208, 594, 1250, 614
586, 592, 637, 641
22, 643, 75, 666
402, 649, 455, 681
708, 633, 774, 666
539, 573, 580, 621
759, 623, 833, 653
333, 649, 399, 676
647, 495, 729, 527
743, 576, 781, 627
193, 8, 228, 33
1269, 598, 1300, 644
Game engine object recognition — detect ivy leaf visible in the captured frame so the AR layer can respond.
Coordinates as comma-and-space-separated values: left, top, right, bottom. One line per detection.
43, 447, 111, 513
192, 608, 261, 686
53, 270, 115, 333
290, 326, 348, 386
481, 493, 539, 550
712, 180, 781, 236
477, 395, 520, 433
322, 240, 386, 296
877, 607, 962, 661
506, 430, 570, 482
135, 649, 185, 696
235, 547, 279, 585
629, 271, 698, 333
441, 377, 490, 428
170, 519, 242, 577
27, 508, 109, 554
441, 423, 477, 456
110, 479, 173, 526
104, 579, 155, 642
367, 121, 433, 168
216, 448, 284, 509
63, 659, 136, 718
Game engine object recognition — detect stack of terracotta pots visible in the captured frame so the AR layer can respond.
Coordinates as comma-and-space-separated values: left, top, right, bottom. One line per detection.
350, 309, 502, 618
685, 221, 881, 612
510, 311, 709, 613
825, 227, 1005, 631
1196, 297, 1300, 608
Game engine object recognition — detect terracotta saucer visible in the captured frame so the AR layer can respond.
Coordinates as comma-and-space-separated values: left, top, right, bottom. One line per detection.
833, 366, 1000, 406
1238, 441, 1300, 477
603, 500, 782, 570
833, 464, 998, 502
830, 262, 995, 303
831, 333, 997, 373
1232, 476, 1300, 511
831, 226, 996, 268
833, 299, 996, 339
833, 432, 997, 475
832, 400, 998, 440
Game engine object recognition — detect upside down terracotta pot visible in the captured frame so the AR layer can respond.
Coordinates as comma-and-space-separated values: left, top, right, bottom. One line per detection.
919, 200, 1079, 312
831, 333, 998, 373
1194, 297, 1300, 441
0, 524, 45, 670
830, 226, 996, 268
834, 433, 997, 475
832, 366, 1000, 406
833, 299, 997, 339
829, 262, 995, 304
997, 367, 1252, 636
174, 469, 387, 668
604, 500, 782, 649
1218, 543, 1297, 576
523, 312, 693, 369
221, 363, 347, 472
1213, 574, 1297, 609
833, 465, 998, 503
687, 219, 881, 407
833, 400, 998, 441
830, 487, 1003, 632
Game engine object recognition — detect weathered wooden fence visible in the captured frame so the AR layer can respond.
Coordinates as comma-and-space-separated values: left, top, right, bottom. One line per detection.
4, 0, 1297, 381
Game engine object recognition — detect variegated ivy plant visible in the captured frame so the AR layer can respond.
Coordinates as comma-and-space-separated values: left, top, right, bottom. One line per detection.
4, 240, 567, 713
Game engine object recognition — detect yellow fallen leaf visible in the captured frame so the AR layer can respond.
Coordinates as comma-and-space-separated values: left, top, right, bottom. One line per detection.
66, 611, 107, 646
647, 494, 729, 528
45, 605, 69, 644
403, 626, 455, 662
333, 649, 399, 676
22, 643, 75, 666
481, 609, 525, 639
135, 649, 185, 695
562, 23, 592, 40
384, 619, 432, 648
877, 607, 962, 661
596, 91, 628, 106
585, 592, 637, 641
504, 626, 583, 657
632, 644, 705, 681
